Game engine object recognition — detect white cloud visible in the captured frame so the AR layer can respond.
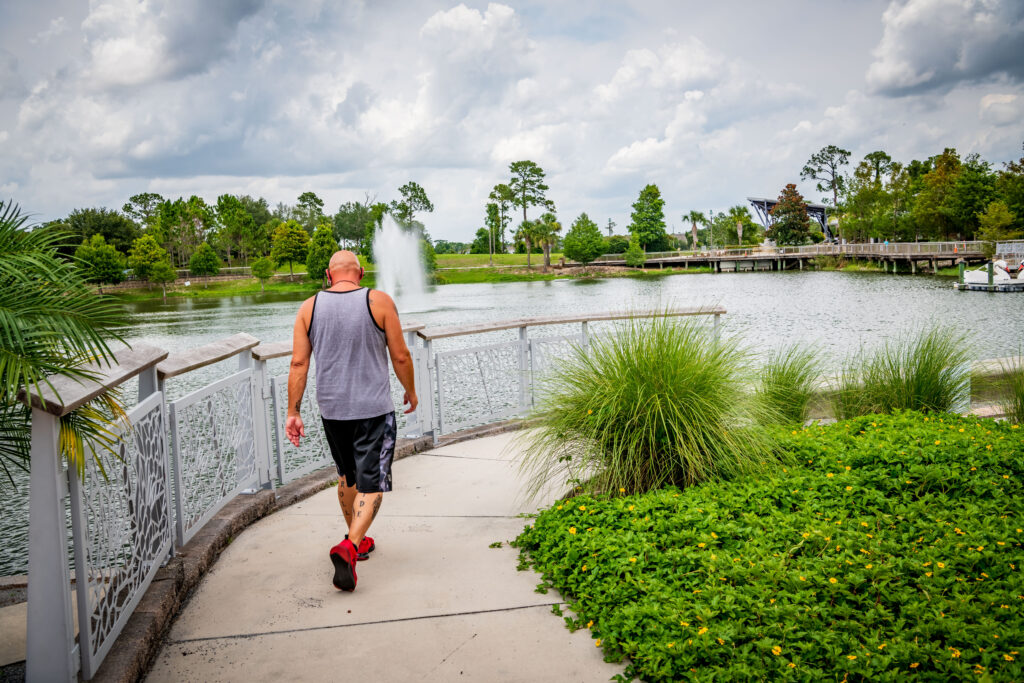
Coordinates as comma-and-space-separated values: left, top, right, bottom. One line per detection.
979, 93, 1023, 126
31, 17, 68, 44
867, 0, 1024, 95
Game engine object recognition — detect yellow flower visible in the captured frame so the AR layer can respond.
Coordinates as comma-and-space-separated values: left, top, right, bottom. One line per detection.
587, 409, 592, 415
619, 487, 625, 493
667, 642, 675, 648
569, 527, 577, 534
925, 572, 933, 577
829, 577, 838, 584
582, 565, 587, 572
860, 549, 869, 554
698, 627, 708, 635
845, 486, 853, 491
595, 639, 601, 647
934, 440, 941, 445
1004, 654, 1015, 661
680, 621, 689, 627
847, 655, 857, 660
771, 646, 782, 656
878, 643, 887, 649
845, 466, 851, 471
788, 662, 796, 668
865, 564, 873, 569
717, 638, 725, 645
1003, 474, 1009, 479
579, 505, 586, 511
826, 473, 834, 478
556, 505, 563, 510
697, 542, 706, 548
711, 532, 718, 539
791, 430, 797, 435
629, 557, 637, 563
770, 598, 775, 604
937, 562, 945, 568
860, 522, 869, 527
628, 505, 634, 511
910, 662, 919, 668
587, 620, 593, 628
799, 576, 806, 581
802, 532, 810, 538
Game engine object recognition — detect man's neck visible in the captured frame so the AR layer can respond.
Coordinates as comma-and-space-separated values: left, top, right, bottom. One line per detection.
328, 280, 362, 292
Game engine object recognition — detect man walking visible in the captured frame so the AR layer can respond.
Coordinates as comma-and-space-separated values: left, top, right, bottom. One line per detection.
285, 250, 417, 592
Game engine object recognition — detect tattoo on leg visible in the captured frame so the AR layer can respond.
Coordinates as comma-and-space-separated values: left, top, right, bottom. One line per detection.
356, 511, 362, 518
371, 496, 382, 522
359, 500, 365, 507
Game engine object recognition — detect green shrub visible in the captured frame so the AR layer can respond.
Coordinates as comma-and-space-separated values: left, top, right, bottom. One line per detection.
757, 344, 819, 425
832, 326, 971, 418
999, 357, 1024, 424
518, 315, 776, 497
514, 411, 1024, 682
624, 239, 646, 267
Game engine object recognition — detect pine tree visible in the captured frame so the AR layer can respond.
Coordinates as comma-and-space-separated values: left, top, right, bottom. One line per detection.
563, 212, 605, 268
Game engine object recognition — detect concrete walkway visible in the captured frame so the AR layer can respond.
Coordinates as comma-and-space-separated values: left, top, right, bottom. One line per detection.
145, 431, 624, 682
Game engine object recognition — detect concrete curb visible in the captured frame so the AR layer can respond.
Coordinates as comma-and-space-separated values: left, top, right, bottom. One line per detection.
89, 422, 522, 683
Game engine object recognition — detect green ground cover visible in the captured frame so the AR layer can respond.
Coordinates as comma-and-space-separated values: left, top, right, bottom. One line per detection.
435, 253, 564, 268
515, 411, 1023, 682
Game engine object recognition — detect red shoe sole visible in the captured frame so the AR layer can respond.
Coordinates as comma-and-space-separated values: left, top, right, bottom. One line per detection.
330, 549, 357, 591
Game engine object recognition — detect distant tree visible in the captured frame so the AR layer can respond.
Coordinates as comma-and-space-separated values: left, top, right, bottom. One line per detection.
624, 236, 646, 267
683, 210, 707, 250
60, 207, 140, 256
127, 234, 168, 284
421, 238, 437, 274
768, 184, 812, 245
272, 201, 293, 222
605, 234, 630, 254
215, 194, 257, 264
801, 145, 851, 238
606, 218, 616, 236
294, 191, 325, 233
913, 148, 962, 240
996, 144, 1024, 229
488, 183, 515, 250
534, 212, 562, 271
189, 242, 220, 287
563, 212, 605, 268
433, 240, 468, 254
306, 223, 337, 287
361, 202, 390, 261
154, 196, 214, 267
237, 195, 272, 229
629, 184, 667, 250
948, 153, 997, 239
508, 161, 553, 266
976, 200, 1021, 257
720, 205, 762, 246
390, 181, 434, 226
470, 228, 490, 254
335, 199, 373, 248
122, 193, 165, 231
148, 260, 178, 301
75, 234, 126, 293
250, 257, 275, 293
270, 220, 309, 276
484, 202, 501, 264
863, 151, 893, 183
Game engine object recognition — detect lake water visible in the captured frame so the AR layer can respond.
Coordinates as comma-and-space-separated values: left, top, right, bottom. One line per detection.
3, 270, 1023, 575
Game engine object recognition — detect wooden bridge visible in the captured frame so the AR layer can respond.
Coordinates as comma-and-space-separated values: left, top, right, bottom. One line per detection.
588, 241, 987, 273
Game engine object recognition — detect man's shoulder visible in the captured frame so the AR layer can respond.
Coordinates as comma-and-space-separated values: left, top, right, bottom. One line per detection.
367, 289, 394, 306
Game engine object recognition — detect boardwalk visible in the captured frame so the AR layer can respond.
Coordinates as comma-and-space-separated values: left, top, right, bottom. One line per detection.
145, 431, 624, 682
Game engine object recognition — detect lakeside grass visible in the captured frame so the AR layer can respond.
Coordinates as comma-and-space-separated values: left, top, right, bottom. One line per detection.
435, 253, 564, 268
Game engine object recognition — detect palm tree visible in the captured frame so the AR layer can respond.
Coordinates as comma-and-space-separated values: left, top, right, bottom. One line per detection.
684, 210, 707, 251
535, 212, 562, 272
0, 200, 128, 486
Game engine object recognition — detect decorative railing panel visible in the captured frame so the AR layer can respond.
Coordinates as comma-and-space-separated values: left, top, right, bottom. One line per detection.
66, 391, 173, 680
168, 369, 258, 546
268, 375, 332, 485
436, 340, 523, 433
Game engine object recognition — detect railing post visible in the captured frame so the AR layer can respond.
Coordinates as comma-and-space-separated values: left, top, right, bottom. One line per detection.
713, 314, 721, 341
249, 353, 275, 491
518, 325, 530, 411
424, 338, 439, 444
581, 321, 590, 349
26, 409, 78, 682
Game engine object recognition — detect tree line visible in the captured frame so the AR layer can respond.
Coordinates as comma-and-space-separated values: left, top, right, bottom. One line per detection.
41, 181, 437, 292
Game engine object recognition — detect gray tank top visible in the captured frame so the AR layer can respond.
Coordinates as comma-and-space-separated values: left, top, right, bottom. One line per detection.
308, 289, 393, 420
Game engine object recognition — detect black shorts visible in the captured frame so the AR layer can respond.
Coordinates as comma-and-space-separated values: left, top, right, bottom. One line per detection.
321, 412, 396, 493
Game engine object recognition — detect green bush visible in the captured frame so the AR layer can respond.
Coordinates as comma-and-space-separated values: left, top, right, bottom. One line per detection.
514, 411, 1024, 681
518, 315, 776, 497
624, 239, 646, 268
833, 326, 971, 419
757, 345, 820, 425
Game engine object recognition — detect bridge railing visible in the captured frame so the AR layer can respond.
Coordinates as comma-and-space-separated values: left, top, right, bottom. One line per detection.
585, 241, 987, 265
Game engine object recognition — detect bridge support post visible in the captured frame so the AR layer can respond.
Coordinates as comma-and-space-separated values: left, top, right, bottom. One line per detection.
911, 260, 917, 274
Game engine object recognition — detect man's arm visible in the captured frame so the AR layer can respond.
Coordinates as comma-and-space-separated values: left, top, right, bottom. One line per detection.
285, 296, 315, 446
372, 290, 418, 414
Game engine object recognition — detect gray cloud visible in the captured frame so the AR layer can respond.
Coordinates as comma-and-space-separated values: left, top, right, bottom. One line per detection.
0, 51, 26, 98
867, 0, 1024, 96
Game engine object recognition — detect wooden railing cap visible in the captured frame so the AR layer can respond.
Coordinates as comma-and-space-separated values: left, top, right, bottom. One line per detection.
20, 344, 168, 417
158, 333, 260, 380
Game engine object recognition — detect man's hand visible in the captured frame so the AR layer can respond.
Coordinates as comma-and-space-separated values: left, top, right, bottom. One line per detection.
285, 414, 305, 446
403, 391, 418, 414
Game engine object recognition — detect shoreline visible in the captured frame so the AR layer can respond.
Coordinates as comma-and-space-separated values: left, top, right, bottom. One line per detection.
105, 259, 956, 304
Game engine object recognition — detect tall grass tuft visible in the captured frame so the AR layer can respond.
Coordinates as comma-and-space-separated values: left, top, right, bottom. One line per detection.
832, 326, 971, 418
518, 314, 777, 497
756, 344, 820, 425
999, 356, 1024, 424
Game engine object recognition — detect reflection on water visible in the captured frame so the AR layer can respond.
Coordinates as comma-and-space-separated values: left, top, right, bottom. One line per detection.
4, 271, 1023, 574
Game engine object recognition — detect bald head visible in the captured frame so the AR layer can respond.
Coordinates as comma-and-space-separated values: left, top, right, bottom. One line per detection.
328, 250, 362, 279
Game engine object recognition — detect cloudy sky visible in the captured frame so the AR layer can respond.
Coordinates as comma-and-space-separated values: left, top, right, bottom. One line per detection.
1, 0, 1022, 240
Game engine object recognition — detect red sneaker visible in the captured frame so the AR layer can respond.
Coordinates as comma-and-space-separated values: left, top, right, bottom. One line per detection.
346, 534, 376, 561
329, 539, 358, 591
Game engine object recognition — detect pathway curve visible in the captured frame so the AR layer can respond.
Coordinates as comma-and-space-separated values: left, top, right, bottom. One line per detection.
146, 431, 624, 682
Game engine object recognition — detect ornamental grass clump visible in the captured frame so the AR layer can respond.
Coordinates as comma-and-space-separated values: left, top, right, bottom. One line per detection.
833, 325, 971, 419
999, 356, 1024, 424
756, 344, 819, 425
519, 314, 776, 497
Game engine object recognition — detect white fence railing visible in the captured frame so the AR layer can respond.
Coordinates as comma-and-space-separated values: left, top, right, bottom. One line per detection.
20, 309, 723, 680
586, 240, 986, 264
